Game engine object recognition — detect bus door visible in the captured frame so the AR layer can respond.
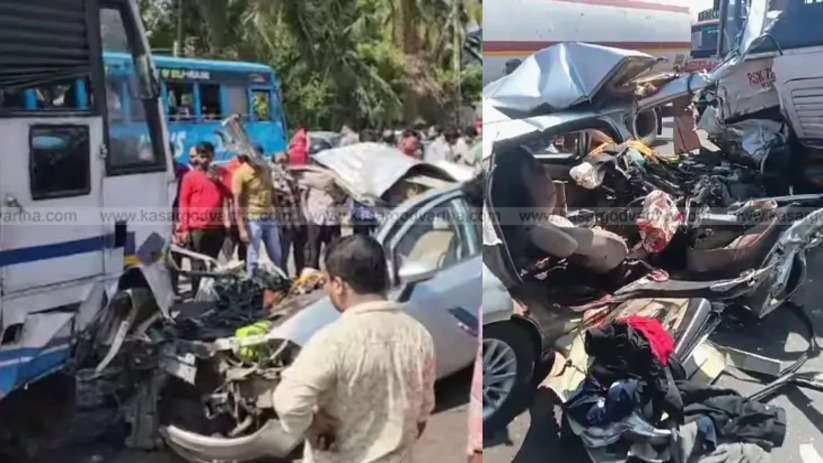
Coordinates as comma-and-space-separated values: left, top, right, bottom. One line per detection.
99, 2, 173, 268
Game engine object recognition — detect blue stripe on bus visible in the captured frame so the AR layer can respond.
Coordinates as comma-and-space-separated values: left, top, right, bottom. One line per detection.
0, 348, 70, 397
0, 231, 135, 267
0, 338, 72, 362
0, 236, 106, 266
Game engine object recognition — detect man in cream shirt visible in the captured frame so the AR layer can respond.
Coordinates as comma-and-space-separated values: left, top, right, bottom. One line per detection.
273, 234, 436, 462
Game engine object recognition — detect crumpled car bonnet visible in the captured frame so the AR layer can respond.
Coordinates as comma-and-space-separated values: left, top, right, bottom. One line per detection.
484, 42, 659, 113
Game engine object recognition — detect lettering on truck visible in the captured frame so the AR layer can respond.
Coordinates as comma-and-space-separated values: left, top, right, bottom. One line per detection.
746, 65, 776, 89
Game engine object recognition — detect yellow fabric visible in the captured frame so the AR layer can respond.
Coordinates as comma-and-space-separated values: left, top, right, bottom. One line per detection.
232, 163, 274, 218
626, 140, 655, 158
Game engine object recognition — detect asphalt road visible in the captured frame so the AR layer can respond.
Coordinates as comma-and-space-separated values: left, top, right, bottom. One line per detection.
484, 123, 823, 462
31, 368, 472, 463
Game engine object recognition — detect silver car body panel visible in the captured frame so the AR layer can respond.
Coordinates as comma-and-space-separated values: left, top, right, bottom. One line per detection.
484, 42, 658, 113
484, 103, 634, 157
311, 142, 456, 203
482, 263, 515, 326
161, 419, 301, 461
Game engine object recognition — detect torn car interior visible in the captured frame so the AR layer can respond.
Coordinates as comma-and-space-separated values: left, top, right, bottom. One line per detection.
482, 1, 823, 460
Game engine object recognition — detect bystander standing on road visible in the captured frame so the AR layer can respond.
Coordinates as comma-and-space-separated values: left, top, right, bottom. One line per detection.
302, 170, 344, 270
457, 126, 480, 166
287, 125, 309, 165
175, 142, 230, 293
219, 152, 247, 263
232, 147, 282, 274
272, 152, 306, 276
273, 235, 436, 463
398, 129, 422, 159
350, 197, 377, 236
424, 126, 460, 163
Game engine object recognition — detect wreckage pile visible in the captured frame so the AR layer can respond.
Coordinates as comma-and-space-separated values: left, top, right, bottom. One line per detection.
562, 138, 784, 274
564, 315, 786, 462
174, 265, 323, 341
570, 139, 767, 218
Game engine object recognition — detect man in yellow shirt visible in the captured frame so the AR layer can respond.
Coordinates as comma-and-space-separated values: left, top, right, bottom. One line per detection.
232, 150, 282, 274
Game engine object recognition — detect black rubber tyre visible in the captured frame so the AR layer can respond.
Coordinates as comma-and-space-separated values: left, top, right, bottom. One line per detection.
483, 322, 537, 434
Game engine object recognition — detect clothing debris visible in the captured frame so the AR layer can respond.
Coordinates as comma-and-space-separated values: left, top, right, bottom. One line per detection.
621, 315, 675, 366
678, 381, 786, 451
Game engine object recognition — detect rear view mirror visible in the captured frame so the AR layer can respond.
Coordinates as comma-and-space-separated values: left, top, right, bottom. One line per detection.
397, 258, 438, 284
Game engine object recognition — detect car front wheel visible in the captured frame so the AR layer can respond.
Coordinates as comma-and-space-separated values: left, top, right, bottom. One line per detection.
483, 322, 536, 433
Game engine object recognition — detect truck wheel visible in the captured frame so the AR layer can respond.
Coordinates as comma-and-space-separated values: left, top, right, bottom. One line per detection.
483, 322, 536, 434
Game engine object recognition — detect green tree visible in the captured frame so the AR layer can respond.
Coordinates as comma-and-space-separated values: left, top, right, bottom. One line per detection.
140, 0, 481, 130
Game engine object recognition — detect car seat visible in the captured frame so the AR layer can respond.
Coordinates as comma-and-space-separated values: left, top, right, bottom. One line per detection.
492, 146, 627, 274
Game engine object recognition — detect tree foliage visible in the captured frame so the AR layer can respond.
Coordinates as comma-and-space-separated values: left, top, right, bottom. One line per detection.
138, 0, 482, 131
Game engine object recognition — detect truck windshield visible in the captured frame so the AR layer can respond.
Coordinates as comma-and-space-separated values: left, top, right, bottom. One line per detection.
719, 0, 751, 56
748, 0, 823, 54
719, 0, 823, 57
691, 21, 720, 58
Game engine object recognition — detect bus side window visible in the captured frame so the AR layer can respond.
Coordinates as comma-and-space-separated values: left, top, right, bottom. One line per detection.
226, 85, 249, 119
34, 81, 74, 109
252, 90, 270, 120
200, 83, 221, 121
1, 79, 89, 111
0, 89, 28, 109
167, 82, 195, 121
30, 125, 91, 200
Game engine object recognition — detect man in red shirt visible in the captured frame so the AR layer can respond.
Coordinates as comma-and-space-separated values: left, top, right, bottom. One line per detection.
176, 142, 229, 292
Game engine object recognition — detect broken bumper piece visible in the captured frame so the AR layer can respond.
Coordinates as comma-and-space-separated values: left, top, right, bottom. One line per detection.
161, 419, 301, 461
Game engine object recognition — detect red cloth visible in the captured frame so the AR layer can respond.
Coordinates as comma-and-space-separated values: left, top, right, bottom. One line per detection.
179, 170, 229, 231
287, 127, 308, 165
620, 315, 674, 366
218, 157, 242, 193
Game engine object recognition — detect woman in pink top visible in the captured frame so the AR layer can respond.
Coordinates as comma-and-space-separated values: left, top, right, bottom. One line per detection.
287, 126, 308, 165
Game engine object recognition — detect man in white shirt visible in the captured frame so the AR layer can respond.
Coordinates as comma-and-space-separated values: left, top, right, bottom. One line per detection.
424, 126, 460, 163
273, 234, 436, 463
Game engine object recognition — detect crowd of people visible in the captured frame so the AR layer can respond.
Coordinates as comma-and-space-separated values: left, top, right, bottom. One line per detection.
361, 120, 483, 166
171, 144, 342, 291
170, 118, 482, 290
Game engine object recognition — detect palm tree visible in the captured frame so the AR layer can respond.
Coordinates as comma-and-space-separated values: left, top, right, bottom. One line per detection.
141, 0, 481, 128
